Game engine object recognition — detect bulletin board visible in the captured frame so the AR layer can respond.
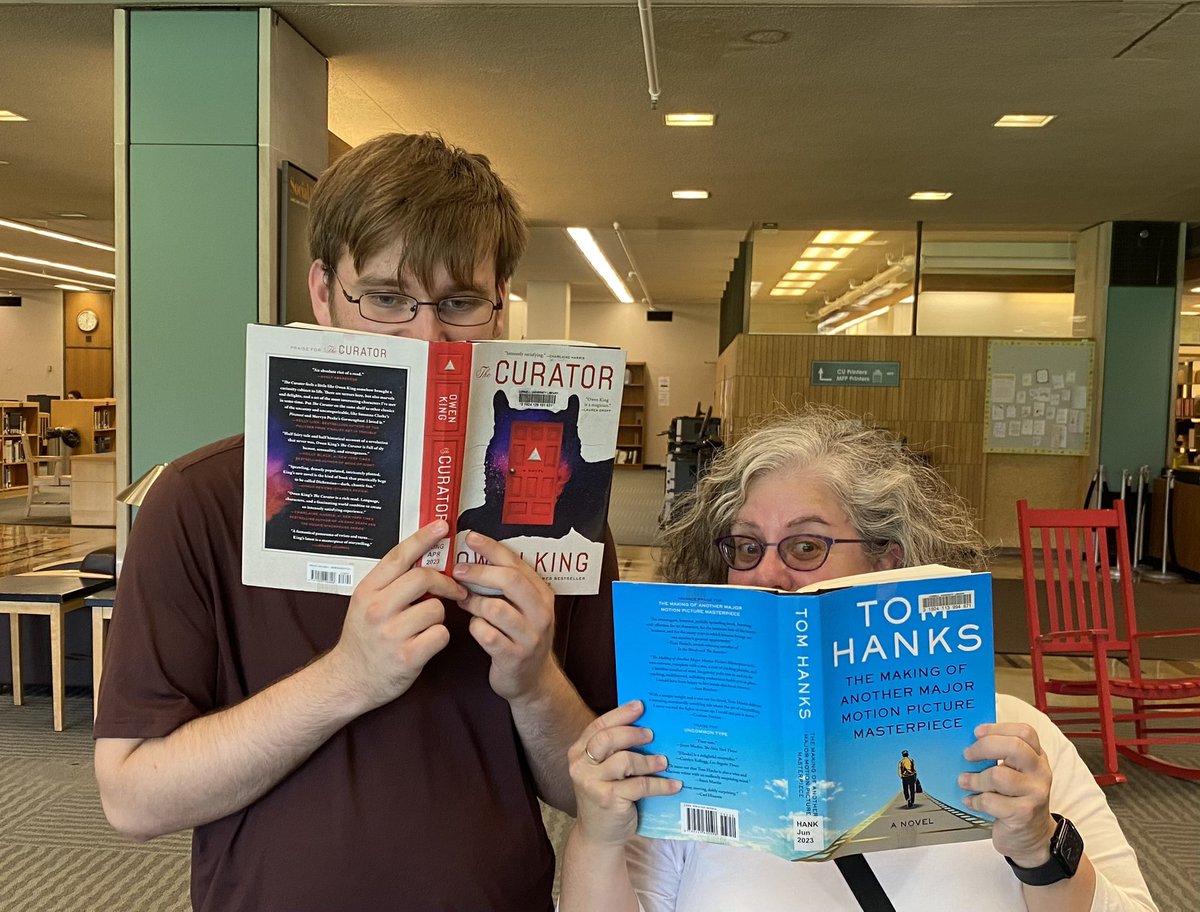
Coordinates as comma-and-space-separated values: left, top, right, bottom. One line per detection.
985, 339, 1094, 455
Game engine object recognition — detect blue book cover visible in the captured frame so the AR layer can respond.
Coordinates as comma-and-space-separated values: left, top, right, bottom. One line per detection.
613, 565, 996, 861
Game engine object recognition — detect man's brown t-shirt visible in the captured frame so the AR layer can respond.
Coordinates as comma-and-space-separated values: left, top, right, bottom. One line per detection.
94, 435, 618, 911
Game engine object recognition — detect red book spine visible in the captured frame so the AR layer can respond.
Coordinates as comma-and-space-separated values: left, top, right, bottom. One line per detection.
419, 341, 472, 571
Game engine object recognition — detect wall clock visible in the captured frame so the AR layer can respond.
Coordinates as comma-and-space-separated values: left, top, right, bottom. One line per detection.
76, 308, 99, 333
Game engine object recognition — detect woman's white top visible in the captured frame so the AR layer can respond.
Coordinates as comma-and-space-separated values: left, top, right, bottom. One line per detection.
626, 694, 1158, 912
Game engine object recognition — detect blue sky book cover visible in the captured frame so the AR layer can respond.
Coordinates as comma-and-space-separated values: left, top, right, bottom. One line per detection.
614, 566, 996, 860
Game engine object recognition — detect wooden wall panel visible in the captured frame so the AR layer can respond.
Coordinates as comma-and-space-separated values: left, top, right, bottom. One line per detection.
714, 333, 1081, 541
64, 348, 114, 401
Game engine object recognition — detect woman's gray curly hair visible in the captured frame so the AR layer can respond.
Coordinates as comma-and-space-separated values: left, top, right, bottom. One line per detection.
658, 406, 988, 584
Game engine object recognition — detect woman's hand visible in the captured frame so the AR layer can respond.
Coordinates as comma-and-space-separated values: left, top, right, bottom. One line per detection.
960, 721, 1058, 868
569, 700, 683, 848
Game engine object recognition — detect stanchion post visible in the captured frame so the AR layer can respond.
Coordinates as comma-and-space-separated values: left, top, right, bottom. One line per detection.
1142, 469, 1183, 584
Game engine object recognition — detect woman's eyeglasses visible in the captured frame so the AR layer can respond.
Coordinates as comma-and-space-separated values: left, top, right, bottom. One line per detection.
713, 533, 874, 572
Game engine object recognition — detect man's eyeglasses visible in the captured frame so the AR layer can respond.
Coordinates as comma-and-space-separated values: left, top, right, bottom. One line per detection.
713, 533, 875, 573
328, 269, 502, 327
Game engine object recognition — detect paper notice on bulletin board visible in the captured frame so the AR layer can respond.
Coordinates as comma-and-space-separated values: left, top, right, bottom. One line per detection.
657, 376, 670, 407
985, 339, 1094, 455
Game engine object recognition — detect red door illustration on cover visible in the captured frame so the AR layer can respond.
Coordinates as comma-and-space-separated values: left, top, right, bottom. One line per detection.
503, 421, 564, 525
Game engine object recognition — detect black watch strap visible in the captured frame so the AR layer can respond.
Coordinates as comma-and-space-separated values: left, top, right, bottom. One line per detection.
1005, 814, 1085, 887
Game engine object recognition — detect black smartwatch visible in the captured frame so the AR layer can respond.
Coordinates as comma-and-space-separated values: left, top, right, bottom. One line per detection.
1005, 814, 1084, 886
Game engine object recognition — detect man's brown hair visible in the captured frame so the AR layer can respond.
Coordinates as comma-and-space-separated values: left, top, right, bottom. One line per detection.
308, 132, 528, 293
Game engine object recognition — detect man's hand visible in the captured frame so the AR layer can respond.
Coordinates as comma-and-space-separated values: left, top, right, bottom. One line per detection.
451, 531, 558, 702
327, 520, 468, 711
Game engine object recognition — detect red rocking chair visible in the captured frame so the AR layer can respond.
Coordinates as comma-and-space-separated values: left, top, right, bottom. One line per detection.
1016, 499, 1200, 785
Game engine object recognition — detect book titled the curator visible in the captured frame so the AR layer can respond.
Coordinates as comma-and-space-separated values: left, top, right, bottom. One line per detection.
242, 322, 625, 596
614, 565, 997, 860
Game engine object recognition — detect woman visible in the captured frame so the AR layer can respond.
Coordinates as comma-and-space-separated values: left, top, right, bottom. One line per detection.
562, 408, 1156, 912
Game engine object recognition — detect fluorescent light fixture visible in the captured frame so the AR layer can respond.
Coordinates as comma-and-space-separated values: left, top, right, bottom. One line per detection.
800, 246, 854, 260
54, 283, 91, 292
0, 264, 114, 289
749, 281, 763, 297
0, 217, 116, 252
507, 293, 524, 303
664, 112, 716, 127
827, 305, 891, 334
813, 230, 874, 245
994, 114, 1056, 128
1190, 286, 1200, 294
0, 251, 115, 279
775, 279, 817, 289
909, 191, 953, 201
769, 288, 808, 296
898, 295, 915, 304
56, 212, 89, 219
0, 110, 29, 122
791, 259, 839, 272
566, 227, 634, 304
784, 271, 826, 282
671, 189, 710, 200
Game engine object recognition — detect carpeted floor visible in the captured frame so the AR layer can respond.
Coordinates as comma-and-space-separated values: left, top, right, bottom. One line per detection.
0, 687, 1195, 911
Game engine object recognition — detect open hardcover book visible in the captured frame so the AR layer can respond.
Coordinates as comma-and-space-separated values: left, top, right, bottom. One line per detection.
242, 322, 625, 595
613, 565, 996, 860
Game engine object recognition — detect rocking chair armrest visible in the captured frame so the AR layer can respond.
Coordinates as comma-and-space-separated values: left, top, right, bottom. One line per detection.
1036, 628, 1111, 644
1131, 627, 1200, 641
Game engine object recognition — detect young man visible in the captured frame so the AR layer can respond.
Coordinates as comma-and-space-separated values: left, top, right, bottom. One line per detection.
94, 133, 618, 912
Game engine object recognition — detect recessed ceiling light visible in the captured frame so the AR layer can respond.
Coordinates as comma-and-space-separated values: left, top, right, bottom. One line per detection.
994, 114, 1056, 128
769, 287, 807, 296
909, 191, 953, 201
813, 230, 875, 245
790, 260, 839, 272
672, 189, 710, 200
0, 217, 115, 252
54, 283, 91, 292
0, 251, 115, 279
566, 227, 634, 304
775, 280, 817, 289
0, 265, 113, 289
664, 113, 716, 127
0, 110, 29, 122
800, 246, 854, 260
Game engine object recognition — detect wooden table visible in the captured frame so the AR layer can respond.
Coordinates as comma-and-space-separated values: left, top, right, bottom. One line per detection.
0, 574, 110, 730
87, 586, 116, 720
70, 453, 116, 527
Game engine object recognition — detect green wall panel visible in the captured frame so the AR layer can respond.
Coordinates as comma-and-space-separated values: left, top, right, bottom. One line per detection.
1099, 286, 1176, 477
129, 144, 257, 477
130, 10, 258, 145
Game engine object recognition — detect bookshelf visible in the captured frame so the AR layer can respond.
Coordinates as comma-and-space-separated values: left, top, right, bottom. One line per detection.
1, 401, 40, 491
616, 362, 646, 468
1175, 349, 1200, 465
50, 398, 118, 456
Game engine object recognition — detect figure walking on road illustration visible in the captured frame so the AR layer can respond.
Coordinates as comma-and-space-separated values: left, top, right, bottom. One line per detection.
899, 749, 919, 808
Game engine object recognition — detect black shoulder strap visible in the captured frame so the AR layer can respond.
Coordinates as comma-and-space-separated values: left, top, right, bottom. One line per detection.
834, 855, 897, 912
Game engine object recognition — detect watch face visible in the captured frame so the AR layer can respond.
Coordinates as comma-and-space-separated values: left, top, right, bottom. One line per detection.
76, 309, 99, 332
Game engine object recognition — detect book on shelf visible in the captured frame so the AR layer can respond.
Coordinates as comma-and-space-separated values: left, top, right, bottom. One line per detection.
242, 322, 626, 596
613, 564, 996, 861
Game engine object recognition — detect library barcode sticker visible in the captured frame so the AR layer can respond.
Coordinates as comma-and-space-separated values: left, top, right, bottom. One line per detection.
918, 589, 975, 617
681, 804, 739, 840
306, 563, 354, 588
517, 390, 558, 407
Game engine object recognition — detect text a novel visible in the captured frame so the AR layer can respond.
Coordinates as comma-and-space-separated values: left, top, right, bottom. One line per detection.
613, 566, 997, 861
